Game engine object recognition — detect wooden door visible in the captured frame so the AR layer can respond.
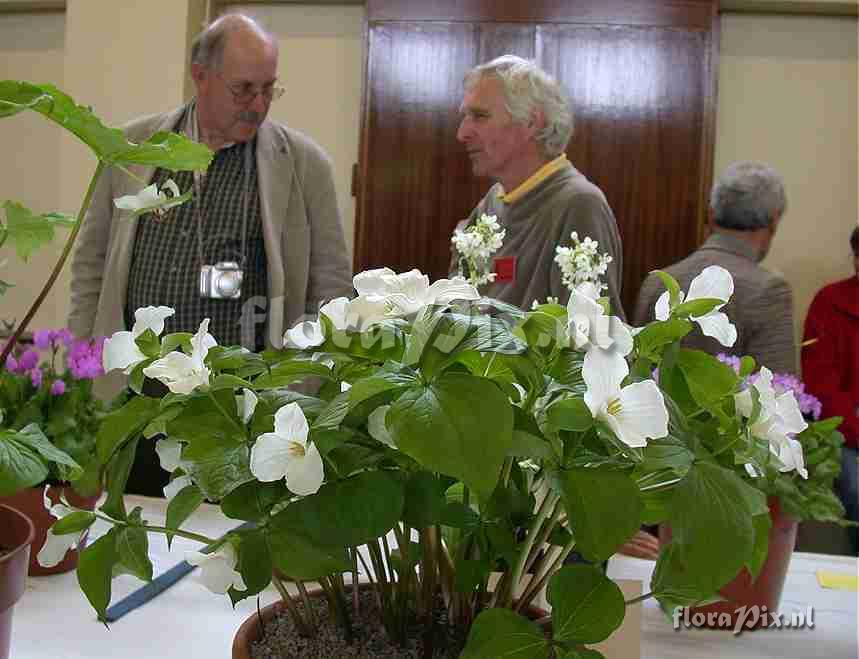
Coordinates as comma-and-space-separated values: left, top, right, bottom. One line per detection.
355, 0, 718, 315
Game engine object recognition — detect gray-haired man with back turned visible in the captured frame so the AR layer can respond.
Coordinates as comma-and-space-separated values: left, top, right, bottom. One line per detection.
634, 161, 797, 375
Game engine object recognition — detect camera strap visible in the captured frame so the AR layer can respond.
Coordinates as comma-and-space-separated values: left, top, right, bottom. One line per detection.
192, 132, 253, 274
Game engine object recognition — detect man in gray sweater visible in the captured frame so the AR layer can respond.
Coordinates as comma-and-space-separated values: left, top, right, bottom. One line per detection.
450, 55, 624, 319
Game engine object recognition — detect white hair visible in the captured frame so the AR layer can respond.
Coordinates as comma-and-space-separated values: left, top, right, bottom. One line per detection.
710, 162, 787, 230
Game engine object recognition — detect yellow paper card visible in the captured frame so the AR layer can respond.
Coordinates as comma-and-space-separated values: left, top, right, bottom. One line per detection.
816, 570, 859, 591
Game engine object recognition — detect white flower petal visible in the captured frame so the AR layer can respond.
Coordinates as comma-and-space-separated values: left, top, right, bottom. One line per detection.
237, 389, 258, 425
37, 528, 78, 568
735, 388, 754, 419
654, 291, 671, 321
574, 281, 601, 301
131, 306, 176, 338
353, 267, 397, 296
103, 331, 147, 373
693, 311, 737, 347
284, 320, 325, 349
777, 438, 808, 479
426, 277, 480, 305
612, 380, 669, 446
284, 442, 324, 496
186, 546, 244, 594
368, 405, 396, 448
582, 348, 628, 417
609, 319, 634, 356
774, 392, 808, 435
114, 183, 160, 212
273, 403, 310, 443
163, 178, 180, 198
345, 296, 390, 329
164, 475, 193, 501
249, 432, 292, 482
319, 297, 351, 330
688, 265, 734, 304
340, 381, 352, 393
155, 438, 183, 472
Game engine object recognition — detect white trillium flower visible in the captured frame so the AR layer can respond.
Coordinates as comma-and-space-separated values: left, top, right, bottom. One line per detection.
155, 438, 184, 473
103, 305, 175, 373
582, 347, 669, 448
654, 265, 737, 347
284, 297, 353, 349
735, 367, 808, 478
566, 288, 632, 355
143, 318, 216, 394
114, 179, 185, 217
352, 268, 480, 319
164, 474, 194, 501
236, 388, 258, 425
249, 402, 324, 495
186, 544, 246, 594
37, 486, 81, 568
367, 405, 396, 448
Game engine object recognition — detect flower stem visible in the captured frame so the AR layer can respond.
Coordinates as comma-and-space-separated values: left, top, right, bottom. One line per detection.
1, 160, 106, 364
625, 591, 654, 606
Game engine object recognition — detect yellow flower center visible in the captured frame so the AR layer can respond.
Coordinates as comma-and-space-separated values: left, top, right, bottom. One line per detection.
606, 397, 622, 417
288, 441, 306, 458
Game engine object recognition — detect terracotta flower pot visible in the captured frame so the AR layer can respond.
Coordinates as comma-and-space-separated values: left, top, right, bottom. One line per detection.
0, 484, 100, 576
232, 584, 549, 658
0, 504, 35, 659
659, 496, 797, 630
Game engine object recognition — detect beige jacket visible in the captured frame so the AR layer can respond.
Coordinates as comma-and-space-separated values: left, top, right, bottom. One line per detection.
68, 106, 352, 397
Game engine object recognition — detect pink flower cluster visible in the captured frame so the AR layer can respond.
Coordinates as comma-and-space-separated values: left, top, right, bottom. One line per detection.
2, 328, 106, 396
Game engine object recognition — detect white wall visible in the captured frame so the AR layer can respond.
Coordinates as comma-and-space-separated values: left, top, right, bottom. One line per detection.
225, 3, 365, 258
0, 11, 66, 331
715, 13, 858, 349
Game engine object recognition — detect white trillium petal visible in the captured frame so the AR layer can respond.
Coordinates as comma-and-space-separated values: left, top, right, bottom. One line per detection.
574, 281, 601, 301
284, 320, 325, 349
164, 475, 193, 501
248, 432, 294, 482
132, 306, 175, 338
774, 392, 808, 435
610, 321, 634, 356
368, 405, 396, 448
273, 403, 310, 440
735, 388, 754, 419
114, 183, 161, 212
284, 442, 325, 496
102, 331, 147, 373
687, 265, 734, 304
654, 292, 671, 321
582, 348, 628, 417
693, 311, 737, 347
613, 381, 669, 446
155, 438, 183, 472
346, 296, 390, 329
426, 277, 480, 304
237, 389, 258, 425
353, 268, 397, 296
777, 438, 808, 479
163, 178, 181, 198
143, 352, 203, 394
37, 528, 78, 567
319, 297, 351, 330
186, 546, 245, 594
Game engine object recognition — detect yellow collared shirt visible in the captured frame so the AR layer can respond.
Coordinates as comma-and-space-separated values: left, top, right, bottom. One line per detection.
499, 154, 568, 204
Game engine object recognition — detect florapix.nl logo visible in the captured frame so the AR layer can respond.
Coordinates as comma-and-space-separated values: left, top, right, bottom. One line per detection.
673, 604, 815, 636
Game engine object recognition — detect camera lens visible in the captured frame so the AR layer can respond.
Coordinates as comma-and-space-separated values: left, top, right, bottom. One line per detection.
216, 271, 241, 297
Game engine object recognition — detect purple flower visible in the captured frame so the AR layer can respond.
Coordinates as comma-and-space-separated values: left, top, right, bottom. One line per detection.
50, 379, 66, 396
56, 328, 74, 346
18, 349, 40, 371
30, 367, 43, 388
4, 354, 19, 373
716, 353, 742, 374
33, 329, 54, 350
67, 337, 105, 380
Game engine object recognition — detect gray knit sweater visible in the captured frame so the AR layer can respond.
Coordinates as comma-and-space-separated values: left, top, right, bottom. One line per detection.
451, 162, 624, 318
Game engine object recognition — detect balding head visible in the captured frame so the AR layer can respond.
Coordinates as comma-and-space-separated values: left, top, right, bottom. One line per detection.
191, 13, 277, 72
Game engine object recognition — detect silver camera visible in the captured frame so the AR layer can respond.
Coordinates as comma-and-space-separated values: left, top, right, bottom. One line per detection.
199, 261, 243, 299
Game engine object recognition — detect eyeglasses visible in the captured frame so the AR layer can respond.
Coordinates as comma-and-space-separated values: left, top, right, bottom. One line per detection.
217, 73, 285, 105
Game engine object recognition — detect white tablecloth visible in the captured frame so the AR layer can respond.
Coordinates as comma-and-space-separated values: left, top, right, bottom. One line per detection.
10, 496, 858, 658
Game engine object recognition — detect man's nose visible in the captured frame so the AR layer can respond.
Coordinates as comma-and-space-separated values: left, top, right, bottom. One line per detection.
249, 92, 268, 114
456, 118, 471, 143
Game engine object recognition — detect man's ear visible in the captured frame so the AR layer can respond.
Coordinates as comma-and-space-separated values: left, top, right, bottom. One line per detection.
190, 63, 207, 87
528, 109, 547, 136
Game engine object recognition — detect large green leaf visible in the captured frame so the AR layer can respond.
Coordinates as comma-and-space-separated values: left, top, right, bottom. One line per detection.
460, 608, 549, 659
181, 436, 253, 501
0, 81, 212, 170
266, 526, 350, 581
556, 467, 642, 562
273, 470, 404, 547
115, 526, 152, 582
548, 565, 625, 644
388, 373, 513, 501
1, 202, 75, 261
676, 349, 738, 411
165, 483, 206, 548
661, 461, 764, 595
229, 529, 272, 605
633, 319, 692, 361
252, 360, 333, 389
77, 528, 120, 621
401, 471, 449, 529
0, 427, 52, 494
96, 396, 161, 464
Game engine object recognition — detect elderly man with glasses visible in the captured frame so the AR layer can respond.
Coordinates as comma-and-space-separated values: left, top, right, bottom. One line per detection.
68, 13, 351, 495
